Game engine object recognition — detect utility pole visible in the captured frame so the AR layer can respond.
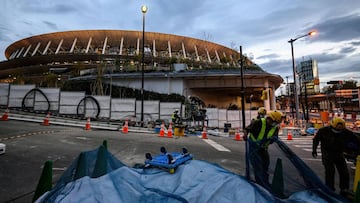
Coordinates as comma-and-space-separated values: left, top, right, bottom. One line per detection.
240, 46, 246, 131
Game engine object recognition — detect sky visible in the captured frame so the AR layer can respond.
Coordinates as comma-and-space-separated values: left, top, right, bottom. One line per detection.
1, 0, 360, 92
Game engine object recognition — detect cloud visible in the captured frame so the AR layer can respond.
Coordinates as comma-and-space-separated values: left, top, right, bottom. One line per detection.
311, 52, 344, 63
18, 1, 78, 14
339, 46, 356, 54
259, 59, 292, 77
305, 14, 360, 42
257, 53, 281, 60
350, 40, 360, 46
43, 21, 58, 30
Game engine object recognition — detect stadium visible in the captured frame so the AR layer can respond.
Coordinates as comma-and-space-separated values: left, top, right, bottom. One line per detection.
0, 30, 283, 109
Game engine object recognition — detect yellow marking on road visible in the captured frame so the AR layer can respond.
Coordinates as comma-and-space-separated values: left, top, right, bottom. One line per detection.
0, 130, 56, 141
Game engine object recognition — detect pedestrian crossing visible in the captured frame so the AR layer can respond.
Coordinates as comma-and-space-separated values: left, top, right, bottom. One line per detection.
279, 136, 321, 155
279, 136, 356, 169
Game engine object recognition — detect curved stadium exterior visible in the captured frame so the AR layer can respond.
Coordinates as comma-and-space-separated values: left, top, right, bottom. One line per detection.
0, 30, 283, 109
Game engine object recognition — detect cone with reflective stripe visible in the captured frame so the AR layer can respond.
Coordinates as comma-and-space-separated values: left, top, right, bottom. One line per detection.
289, 119, 293, 127
85, 117, 91, 130
42, 112, 50, 126
234, 128, 241, 141
202, 125, 208, 139
287, 131, 293, 140
167, 122, 173, 138
159, 122, 165, 137
32, 160, 52, 202
1, 108, 9, 121
122, 119, 129, 133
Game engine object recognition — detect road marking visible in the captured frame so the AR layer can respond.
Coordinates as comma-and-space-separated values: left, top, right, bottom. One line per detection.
0, 130, 56, 141
303, 148, 320, 153
201, 138, 230, 152
53, 167, 67, 171
302, 158, 322, 162
294, 145, 312, 148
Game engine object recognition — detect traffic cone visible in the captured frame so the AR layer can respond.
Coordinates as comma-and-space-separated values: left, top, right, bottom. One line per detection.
280, 120, 285, 128
85, 117, 91, 130
287, 131, 293, 140
202, 125, 208, 139
159, 122, 165, 137
32, 160, 53, 202
1, 108, 9, 121
234, 128, 241, 141
42, 112, 50, 126
167, 122, 173, 138
122, 119, 129, 134
289, 119, 293, 127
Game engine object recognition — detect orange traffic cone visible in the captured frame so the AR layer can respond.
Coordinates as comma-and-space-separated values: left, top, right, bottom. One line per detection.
122, 119, 129, 133
289, 119, 293, 127
1, 108, 9, 121
167, 122, 173, 138
234, 128, 241, 141
85, 117, 91, 130
42, 112, 50, 126
201, 125, 208, 139
287, 131, 293, 140
159, 122, 165, 137
280, 120, 285, 128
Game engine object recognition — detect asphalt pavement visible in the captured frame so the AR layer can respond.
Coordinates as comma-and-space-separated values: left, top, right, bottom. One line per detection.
0, 116, 355, 202
0, 119, 248, 202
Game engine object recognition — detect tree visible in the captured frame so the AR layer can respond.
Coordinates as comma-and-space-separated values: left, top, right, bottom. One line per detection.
341, 80, 357, 89
326, 80, 358, 92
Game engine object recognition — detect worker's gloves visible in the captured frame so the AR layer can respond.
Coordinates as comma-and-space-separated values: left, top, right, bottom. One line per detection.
312, 151, 317, 158
243, 134, 248, 141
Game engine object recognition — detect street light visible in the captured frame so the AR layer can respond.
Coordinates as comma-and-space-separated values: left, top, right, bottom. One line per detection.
141, 5, 147, 127
288, 31, 316, 126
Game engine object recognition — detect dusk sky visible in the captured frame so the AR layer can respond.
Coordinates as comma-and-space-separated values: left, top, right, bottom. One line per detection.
1, 0, 360, 91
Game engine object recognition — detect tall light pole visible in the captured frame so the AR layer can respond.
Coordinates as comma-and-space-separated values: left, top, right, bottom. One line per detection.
141, 5, 147, 127
288, 31, 316, 126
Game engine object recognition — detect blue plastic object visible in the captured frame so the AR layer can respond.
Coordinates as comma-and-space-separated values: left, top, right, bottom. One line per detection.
145, 148, 193, 173
306, 127, 317, 135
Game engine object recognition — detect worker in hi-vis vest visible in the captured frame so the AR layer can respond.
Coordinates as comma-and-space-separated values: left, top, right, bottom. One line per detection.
244, 110, 283, 191
256, 107, 267, 119
171, 109, 181, 124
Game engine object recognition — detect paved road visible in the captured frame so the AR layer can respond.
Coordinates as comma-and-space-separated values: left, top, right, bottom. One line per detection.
0, 120, 248, 202
0, 119, 356, 202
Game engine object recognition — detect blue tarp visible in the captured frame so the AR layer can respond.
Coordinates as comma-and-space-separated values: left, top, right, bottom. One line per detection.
35, 144, 348, 203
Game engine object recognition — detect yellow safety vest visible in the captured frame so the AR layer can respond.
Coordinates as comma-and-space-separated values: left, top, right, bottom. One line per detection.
249, 118, 277, 148
172, 112, 177, 120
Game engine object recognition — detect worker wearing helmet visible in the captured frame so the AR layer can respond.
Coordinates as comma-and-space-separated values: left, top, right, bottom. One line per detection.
244, 110, 283, 191
171, 109, 180, 124
312, 117, 360, 196
257, 107, 267, 119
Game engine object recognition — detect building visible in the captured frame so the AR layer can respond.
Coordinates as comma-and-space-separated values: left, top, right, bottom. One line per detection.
0, 30, 283, 109
296, 59, 320, 95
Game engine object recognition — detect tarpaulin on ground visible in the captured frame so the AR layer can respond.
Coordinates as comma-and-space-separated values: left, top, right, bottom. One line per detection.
35, 143, 348, 203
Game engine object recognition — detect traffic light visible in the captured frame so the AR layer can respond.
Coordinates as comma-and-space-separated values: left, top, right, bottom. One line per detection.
261, 90, 268, 100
